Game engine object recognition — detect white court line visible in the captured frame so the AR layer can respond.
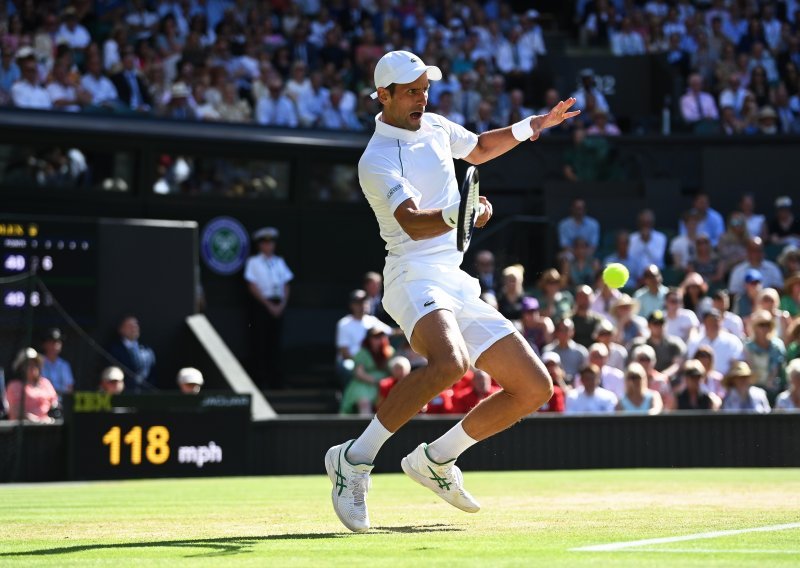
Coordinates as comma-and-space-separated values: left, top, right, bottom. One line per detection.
619, 548, 800, 555
571, 522, 800, 552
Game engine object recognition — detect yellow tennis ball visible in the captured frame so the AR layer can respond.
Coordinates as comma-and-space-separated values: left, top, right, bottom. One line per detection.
603, 263, 629, 289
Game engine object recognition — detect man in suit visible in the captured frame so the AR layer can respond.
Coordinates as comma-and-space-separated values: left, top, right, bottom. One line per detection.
110, 46, 153, 112
108, 315, 157, 392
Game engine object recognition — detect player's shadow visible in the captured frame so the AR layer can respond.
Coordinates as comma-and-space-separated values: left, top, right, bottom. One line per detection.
0, 524, 462, 558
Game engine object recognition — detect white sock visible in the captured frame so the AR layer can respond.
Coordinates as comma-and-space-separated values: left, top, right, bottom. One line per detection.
346, 417, 393, 464
426, 422, 478, 464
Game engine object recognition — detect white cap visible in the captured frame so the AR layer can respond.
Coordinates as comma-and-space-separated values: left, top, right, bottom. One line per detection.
101, 366, 124, 382
370, 51, 442, 100
177, 367, 204, 385
542, 351, 561, 365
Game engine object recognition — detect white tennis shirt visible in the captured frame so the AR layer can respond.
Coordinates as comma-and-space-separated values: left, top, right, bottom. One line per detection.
359, 112, 479, 268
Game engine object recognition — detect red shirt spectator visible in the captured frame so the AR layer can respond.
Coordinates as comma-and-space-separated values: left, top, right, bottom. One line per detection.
451, 370, 502, 414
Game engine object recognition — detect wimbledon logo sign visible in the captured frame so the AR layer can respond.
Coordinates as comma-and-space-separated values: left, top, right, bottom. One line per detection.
201, 217, 250, 275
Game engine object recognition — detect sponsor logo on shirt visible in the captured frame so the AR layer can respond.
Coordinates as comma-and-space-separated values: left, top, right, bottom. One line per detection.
387, 183, 402, 199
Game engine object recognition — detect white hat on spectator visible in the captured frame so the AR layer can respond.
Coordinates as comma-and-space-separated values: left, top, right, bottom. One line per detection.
370, 51, 442, 100
177, 367, 204, 386
170, 82, 190, 99
101, 366, 124, 382
541, 351, 561, 365
15, 46, 35, 60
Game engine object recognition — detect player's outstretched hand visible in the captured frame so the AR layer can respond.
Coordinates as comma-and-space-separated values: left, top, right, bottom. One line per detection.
476, 196, 492, 228
531, 97, 581, 139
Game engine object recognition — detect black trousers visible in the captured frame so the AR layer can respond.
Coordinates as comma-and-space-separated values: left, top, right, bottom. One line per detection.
250, 298, 284, 390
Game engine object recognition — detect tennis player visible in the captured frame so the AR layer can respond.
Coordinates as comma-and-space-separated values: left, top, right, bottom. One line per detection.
325, 50, 580, 532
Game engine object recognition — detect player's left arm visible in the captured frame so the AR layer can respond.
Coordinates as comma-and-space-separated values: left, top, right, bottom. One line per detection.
464, 98, 581, 166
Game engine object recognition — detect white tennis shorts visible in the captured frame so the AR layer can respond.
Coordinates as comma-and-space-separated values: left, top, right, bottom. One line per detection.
382, 261, 516, 364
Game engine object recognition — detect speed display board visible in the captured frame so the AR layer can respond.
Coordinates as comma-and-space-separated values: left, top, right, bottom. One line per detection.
65, 392, 251, 480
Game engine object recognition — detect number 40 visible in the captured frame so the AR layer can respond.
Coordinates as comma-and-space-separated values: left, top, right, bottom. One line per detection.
102, 426, 170, 466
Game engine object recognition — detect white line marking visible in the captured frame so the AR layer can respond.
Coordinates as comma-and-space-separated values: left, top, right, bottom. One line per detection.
571, 522, 800, 552
623, 549, 800, 555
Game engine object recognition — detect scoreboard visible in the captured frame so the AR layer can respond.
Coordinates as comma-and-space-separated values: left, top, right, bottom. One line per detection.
65, 392, 251, 480
0, 217, 97, 327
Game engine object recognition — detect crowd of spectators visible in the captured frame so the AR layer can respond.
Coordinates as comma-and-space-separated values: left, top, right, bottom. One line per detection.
5, 1, 797, 136
336, 191, 800, 416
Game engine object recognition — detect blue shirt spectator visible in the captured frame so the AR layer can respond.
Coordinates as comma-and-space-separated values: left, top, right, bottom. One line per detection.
679, 193, 725, 246
558, 199, 600, 250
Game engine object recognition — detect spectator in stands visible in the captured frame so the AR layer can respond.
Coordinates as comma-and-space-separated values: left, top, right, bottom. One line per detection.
583, 342, 625, 398
681, 73, 719, 131
40, 328, 74, 395
779, 247, 800, 279
537, 354, 566, 413
335, 289, 393, 385
452, 72, 481, 126
718, 212, 751, 273
592, 279, 623, 321
664, 288, 700, 345
98, 366, 125, 395
733, 268, 763, 318
610, 294, 647, 347
497, 264, 526, 322
681, 193, 725, 247
693, 344, 726, 397
630, 344, 673, 406
111, 46, 153, 113
691, 308, 744, 375
543, 318, 589, 378
711, 289, 745, 338
565, 364, 618, 414
108, 315, 157, 392
244, 227, 293, 390
560, 237, 599, 289
670, 208, 702, 270
781, 272, 800, 317
47, 59, 89, 113
679, 271, 707, 317
586, 108, 621, 136
321, 85, 362, 130
611, 16, 646, 56
603, 230, 641, 286
451, 369, 502, 414
11, 48, 51, 110
558, 198, 600, 254
593, 319, 628, 370
563, 122, 615, 182
7, 348, 58, 423
376, 356, 411, 410
721, 361, 771, 413
757, 288, 792, 340
687, 233, 725, 285
473, 250, 498, 299
769, 196, 800, 247
0, 44, 21, 104
466, 100, 499, 134
738, 193, 767, 240
570, 286, 604, 348
634, 265, 669, 318
535, 268, 574, 322
774, 359, 800, 411
617, 362, 664, 414
571, 68, 610, 113
675, 359, 722, 411
176, 367, 203, 395
256, 76, 298, 127
81, 53, 120, 110
361, 271, 383, 319
433, 90, 464, 125
496, 25, 537, 82
56, 7, 91, 50
519, 296, 554, 356
127, 0, 159, 41
719, 104, 745, 135
774, 83, 800, 134
728, 237, 784, 295
297, 70, 329, 127
215, 83, 252, 122
630, 209, 668, 278
718, 73, 750, 116
638, 310, 687, 379
744, 309, 786, 399
162, 82, 196, 119
756, 106, 780, 135
340, 327, 394, 416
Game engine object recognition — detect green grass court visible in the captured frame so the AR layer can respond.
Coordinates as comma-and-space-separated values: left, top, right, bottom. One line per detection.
2, 469, 799, 566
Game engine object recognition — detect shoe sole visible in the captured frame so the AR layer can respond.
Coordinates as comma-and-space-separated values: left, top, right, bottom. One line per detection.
401, 456, 480, 513
325, 447, 369, 533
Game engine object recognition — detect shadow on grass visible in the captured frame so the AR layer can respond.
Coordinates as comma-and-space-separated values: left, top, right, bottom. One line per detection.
1, 524, 463, 558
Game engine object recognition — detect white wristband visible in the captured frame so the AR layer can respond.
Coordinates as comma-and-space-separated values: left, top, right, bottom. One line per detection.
511, 116, 535, 141
442, 202, 460, 228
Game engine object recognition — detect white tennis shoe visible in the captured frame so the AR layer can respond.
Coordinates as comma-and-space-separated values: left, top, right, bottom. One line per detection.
401, 443, 480, 513
324, 440, 374, 533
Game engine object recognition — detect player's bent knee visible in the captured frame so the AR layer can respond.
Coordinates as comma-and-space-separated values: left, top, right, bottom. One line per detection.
510, 368, 553, 414
428, 353, 470, 388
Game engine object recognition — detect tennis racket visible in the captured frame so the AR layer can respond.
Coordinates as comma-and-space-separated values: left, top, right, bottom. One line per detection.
456, 166, 482, 252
